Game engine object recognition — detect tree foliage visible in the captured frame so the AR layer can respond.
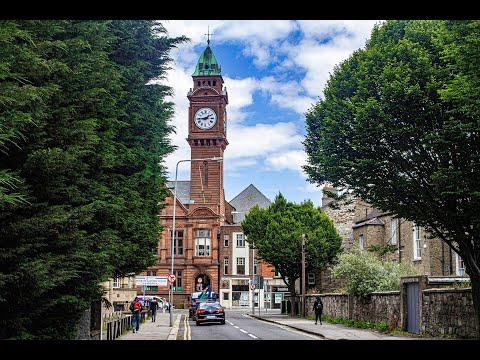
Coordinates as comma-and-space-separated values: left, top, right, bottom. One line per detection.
241, 193, 342, 311
332, 247, 417, 296
0, 20, 186, 339
303, 20, 480, 337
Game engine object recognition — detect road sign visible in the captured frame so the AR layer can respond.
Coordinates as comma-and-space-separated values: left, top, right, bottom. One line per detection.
251, 284, 256, 290
135, 276, 167, 286
198, 278, 202, 283
167, 273, 176, 284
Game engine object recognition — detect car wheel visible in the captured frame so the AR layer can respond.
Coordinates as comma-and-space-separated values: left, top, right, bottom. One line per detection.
221, 320, 225, 325
196, 320, 200, 326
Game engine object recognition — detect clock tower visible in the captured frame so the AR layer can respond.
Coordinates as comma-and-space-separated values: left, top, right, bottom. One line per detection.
187, 40, 228, 208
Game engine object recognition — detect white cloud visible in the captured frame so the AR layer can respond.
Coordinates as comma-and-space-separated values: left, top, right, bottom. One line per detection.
264, 150, 307, 175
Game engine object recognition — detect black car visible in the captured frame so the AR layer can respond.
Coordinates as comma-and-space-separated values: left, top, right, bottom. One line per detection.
195, 301, 225, 326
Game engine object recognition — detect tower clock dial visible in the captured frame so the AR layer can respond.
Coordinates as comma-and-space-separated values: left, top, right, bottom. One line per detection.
194, 107, 217, 130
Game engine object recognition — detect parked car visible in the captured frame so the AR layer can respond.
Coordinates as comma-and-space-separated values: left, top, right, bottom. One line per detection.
195, 301, 225, 326
189, 292, 202, 319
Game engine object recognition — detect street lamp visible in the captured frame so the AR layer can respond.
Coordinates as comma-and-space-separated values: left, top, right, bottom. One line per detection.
169, 156, 223, 327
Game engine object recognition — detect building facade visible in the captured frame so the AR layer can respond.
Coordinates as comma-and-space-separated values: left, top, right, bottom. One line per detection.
318, 187, 466, 293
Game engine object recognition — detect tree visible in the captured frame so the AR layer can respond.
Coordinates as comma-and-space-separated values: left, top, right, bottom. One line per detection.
241, 193, 342, 315
303, 20, 480, 338
0, 20, 186, 339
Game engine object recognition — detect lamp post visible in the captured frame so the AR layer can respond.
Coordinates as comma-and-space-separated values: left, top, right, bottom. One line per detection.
301, 233, 306, 318
169, 156, 223, 327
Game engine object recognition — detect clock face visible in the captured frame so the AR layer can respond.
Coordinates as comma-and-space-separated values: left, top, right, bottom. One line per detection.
194, 107, 217, 130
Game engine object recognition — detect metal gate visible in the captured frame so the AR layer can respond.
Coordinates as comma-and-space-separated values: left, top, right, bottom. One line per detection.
406, 283, 420, 333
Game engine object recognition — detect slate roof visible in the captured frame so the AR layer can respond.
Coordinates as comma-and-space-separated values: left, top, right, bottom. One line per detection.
229, 184, 271, 224
166, 181, 191, 205
352, 217, 385, 229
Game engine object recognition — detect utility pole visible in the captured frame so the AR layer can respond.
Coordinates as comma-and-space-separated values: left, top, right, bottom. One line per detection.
301, 234, 306, 318
252, 239, 255, 315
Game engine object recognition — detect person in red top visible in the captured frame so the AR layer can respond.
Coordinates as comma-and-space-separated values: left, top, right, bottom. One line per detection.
129, 297, 143, 333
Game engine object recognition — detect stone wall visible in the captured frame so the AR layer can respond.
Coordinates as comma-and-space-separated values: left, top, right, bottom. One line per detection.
351, 291, 400, 324
422, 287, 475, 339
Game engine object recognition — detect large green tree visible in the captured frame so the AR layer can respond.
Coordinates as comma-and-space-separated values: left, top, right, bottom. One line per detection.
0, 20, 186, 339
303, 20, 480, 338
241, 193, 342, 315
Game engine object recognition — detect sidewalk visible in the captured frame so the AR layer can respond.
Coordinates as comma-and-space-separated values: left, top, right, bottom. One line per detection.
115, 311, 181, 340
248, 310, 432, 340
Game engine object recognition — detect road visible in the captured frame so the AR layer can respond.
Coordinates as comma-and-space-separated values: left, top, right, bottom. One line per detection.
177, 309, 322, 340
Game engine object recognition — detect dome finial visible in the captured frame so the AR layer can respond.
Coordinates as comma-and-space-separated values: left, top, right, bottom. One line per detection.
205, 26, 212, 45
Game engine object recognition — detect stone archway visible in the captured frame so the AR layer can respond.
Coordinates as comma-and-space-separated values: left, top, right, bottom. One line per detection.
194, 273, 211, 292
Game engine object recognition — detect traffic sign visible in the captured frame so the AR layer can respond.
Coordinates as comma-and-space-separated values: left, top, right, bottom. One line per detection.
167, 273, 176, 283
251, 284, 256, 290
198, 278, 203, 283
135, 276, 167, 286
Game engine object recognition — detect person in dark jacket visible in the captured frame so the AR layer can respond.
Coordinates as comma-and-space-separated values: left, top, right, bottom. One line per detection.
313, 296, 323, 325
150, 298, 159, 322
129, 297, 143, 333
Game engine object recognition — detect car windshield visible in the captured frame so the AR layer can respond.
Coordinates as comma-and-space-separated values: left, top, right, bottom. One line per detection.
199, 302, 222, 310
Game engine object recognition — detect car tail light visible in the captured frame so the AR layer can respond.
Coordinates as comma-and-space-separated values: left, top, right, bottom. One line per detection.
216, 309, 224, 313
197, 310, 205, 314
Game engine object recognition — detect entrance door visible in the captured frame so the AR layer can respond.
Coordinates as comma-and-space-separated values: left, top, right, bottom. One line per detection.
406, 283, 420, 334
195, 274, 210, 291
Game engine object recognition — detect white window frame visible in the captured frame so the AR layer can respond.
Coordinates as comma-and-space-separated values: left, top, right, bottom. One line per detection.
236, 257, 245, 275
236, 233, 245, 247
224, 234, 229, 247
390, 218, 397, 245
413, 224, 422, 260
308, 272, 315, 285
456, 253, 465, 276
359, 234, 365, 250
224, 257, 229, 275
274, 268, 281, 278
112, 277, 120, 289
194, 229, 211, 256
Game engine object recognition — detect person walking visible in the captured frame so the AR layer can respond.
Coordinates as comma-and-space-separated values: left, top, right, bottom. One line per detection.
150, 298, 159, 322
313, 296, 323, 325
129, 296, 143, 333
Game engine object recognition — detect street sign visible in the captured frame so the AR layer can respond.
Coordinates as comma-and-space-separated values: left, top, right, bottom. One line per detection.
167, 273, 176, 284
198, 278, 203, 283
251, 284, 257, 290
135, 276, 167, 286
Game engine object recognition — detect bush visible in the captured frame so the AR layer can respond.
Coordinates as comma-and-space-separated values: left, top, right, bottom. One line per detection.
332, 246, 417, 296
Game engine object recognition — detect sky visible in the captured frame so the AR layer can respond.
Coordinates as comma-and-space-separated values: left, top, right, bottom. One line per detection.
161, 20, 383, 207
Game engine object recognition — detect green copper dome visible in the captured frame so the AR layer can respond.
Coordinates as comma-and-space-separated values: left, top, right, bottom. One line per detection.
192, 45, 221, 76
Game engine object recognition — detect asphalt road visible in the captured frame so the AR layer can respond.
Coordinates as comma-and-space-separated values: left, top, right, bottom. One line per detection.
179, 309, 322, 340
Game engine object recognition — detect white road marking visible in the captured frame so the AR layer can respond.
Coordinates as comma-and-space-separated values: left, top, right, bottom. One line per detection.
240, 329, 248, 333
234, 325, 239, 329
248, 334, 258, 339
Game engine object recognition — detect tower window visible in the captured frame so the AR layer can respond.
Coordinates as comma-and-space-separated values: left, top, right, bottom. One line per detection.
197, 81, 200, 87
208, 80, 211, 86
194, 140, 198, 146
203, 161, 208, 186
206, 139, 210, 146
205, 64, 209, 69
213, 140, 217, 146
202, 80, 206, 86
200, 139, 204, 146
213, 80, 216, 86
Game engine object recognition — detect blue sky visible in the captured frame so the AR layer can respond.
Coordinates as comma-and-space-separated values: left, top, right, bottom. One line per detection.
162, 20, 382, 207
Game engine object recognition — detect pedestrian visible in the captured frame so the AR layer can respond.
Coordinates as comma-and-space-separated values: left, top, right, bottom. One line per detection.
150, 297, 159, 322
313, 295, 323, 325
129, 296, 143, 333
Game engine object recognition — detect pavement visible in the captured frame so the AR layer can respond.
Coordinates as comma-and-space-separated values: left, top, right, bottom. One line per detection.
115, 308, 437, 341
